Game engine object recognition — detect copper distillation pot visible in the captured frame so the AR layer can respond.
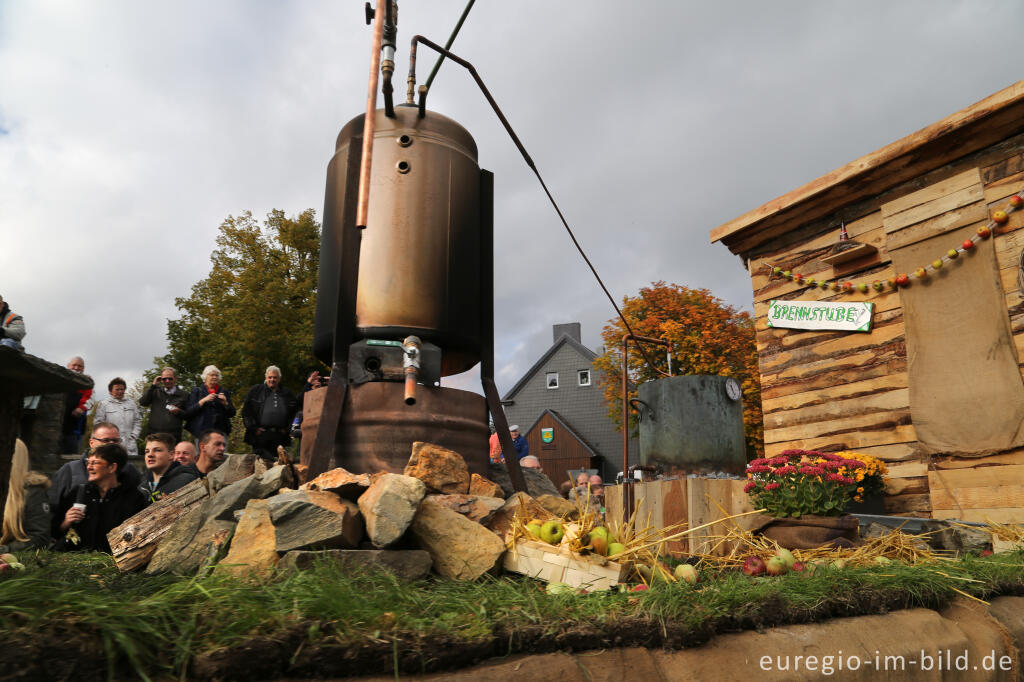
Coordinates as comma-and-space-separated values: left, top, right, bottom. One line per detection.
302, 1, 527, 492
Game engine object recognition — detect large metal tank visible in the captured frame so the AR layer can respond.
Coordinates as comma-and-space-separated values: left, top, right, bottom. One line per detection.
314, 105, 482, 376
636, 375, 747, 476
300, 382, 490, 477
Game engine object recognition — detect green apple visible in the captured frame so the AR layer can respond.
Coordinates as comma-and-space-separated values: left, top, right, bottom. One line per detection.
607, 542, 626, 557
674, 563, 698, 584
526, 521, 543, 540
775, 548, 796, 569
589, 526, 610, 541
765, 556, 787, 576
539, 520, 565, 545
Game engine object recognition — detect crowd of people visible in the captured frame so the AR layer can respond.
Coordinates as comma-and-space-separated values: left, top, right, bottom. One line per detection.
1, 357, 313, 556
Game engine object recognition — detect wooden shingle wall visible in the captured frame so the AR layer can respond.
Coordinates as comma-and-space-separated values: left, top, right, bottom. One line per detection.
745, 132, 1024, 518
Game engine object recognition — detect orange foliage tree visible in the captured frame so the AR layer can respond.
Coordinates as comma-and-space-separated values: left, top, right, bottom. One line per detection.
592, 282, 763, 458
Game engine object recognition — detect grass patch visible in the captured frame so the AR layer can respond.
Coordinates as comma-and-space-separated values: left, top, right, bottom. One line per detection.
3, 550, 1024, 680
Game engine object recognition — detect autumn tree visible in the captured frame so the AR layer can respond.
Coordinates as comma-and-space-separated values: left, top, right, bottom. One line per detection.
156, 209, 323, 397
592, 281, 763, 458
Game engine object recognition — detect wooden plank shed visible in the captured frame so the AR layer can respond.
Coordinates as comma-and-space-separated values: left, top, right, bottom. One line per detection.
711, 79, 1024, 520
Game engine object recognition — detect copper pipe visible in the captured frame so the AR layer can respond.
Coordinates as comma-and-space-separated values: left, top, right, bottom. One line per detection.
356, 0, 387, 230
620, 334, 670, 523
402, 335, 421, 405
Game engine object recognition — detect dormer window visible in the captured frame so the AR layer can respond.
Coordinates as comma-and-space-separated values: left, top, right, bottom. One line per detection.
546, 372, 559, 389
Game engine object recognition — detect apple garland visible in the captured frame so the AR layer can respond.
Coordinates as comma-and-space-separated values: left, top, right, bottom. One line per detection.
766, 193, 1023, 293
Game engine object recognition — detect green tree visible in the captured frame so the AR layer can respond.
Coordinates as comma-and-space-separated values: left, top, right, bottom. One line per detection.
592, 281, 763, 458
157, 209, 323, 403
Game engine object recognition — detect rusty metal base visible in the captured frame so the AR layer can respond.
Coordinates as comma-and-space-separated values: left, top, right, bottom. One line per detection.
323, 381, 490, 477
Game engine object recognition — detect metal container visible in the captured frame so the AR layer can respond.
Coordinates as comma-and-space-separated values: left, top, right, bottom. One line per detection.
314, 105, 483, 376
334, 381, 490, 477
636, 375, 747, 476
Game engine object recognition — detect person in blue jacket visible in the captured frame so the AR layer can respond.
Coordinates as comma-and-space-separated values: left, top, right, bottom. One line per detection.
509, 425, 530, 460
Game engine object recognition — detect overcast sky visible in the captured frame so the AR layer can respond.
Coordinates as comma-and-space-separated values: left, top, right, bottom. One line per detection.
2, 1, 1023, 401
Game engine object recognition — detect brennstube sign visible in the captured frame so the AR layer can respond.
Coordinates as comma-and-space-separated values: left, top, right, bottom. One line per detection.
767, 300, 874, 332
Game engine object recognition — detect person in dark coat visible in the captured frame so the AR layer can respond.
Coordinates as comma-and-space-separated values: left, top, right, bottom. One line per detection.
140, 433, 197, 503
0, 440, 51, 553
53, 443, 149, 553
242, 365, 299, 462
184, 365, 236, 438
60, 356, 92, 454
138, 367, 188, 440
49, 421, 142, 509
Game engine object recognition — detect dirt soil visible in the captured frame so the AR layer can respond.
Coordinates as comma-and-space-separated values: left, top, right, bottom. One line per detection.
2, 585, 969, 681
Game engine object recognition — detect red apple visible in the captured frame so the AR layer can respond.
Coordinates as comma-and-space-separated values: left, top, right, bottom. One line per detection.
841, 281, 853, 292
793, 274, 804, 284
992, 210, 1009, 224
896, 274, 910, 287
1010, 195, 1023, 208
962, 239, 975, 250
743, 556, 766, 576
977, 225, 992, 239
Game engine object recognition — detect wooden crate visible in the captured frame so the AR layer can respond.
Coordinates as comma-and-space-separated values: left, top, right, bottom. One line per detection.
503, 540, 629, 591
604, 478, 753, 556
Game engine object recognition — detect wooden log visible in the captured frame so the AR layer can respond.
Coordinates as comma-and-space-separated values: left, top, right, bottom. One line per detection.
764, 409, 911, 446
880, 168, 982, 220
933, 508, 1024, 524
107, 477, 210, 572
762, 423, 918, 455
762, 374, 907, 415
932, 485, 1024, 511
759, 324, 905, 376
883, 492, 931, 514
762, 388, 909, 432
932, 449, 1024, 470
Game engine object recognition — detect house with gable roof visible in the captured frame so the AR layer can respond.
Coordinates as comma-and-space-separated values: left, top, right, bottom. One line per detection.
501, 322, 637, 484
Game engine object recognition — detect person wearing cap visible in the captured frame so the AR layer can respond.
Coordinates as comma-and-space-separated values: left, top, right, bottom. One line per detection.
0, 294, 26, 351
509, 425, 530, 460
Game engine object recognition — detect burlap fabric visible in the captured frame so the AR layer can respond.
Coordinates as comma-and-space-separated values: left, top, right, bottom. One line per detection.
748, 513, 859, 549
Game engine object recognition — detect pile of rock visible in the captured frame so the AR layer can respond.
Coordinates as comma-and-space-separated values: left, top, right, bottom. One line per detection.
108, 442, 569, 581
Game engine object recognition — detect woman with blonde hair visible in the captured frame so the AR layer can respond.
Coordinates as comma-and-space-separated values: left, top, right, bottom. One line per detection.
0, 439, 52, 553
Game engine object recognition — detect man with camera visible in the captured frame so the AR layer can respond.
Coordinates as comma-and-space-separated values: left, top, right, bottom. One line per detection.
139, 367, 188, 441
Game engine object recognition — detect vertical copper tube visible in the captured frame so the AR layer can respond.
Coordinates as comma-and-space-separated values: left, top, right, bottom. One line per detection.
620, 334, 670, 523
403, 336, 421, 406
356, 0, 387, 230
